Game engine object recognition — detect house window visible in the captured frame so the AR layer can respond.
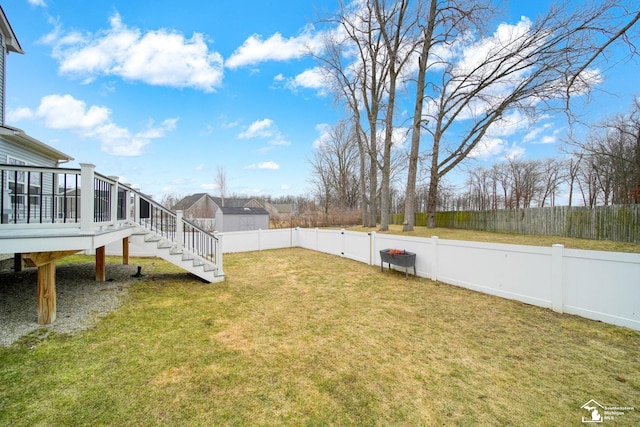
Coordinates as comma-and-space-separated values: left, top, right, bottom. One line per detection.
5, 157, 42, 220
6, 157, 26, 205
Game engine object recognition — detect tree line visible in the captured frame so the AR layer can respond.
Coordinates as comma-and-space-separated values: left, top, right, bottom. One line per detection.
309, 96, 640, 222
308, 0, 639, 229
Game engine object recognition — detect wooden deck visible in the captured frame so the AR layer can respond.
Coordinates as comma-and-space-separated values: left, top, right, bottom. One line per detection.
2, 163, 223, 325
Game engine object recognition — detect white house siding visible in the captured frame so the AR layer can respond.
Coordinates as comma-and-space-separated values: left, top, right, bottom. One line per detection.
1, 139, 59, 168
215, 207, 269, 232
0, 32, 5, 125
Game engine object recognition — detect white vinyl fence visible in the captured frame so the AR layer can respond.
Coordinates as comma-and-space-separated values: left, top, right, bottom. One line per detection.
220, 228, 640, 331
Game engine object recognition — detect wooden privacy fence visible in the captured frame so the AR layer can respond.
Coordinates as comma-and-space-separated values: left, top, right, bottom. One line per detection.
392, 205, 640, 243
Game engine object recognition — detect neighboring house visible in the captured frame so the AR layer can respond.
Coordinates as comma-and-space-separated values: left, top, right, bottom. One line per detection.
263, 202, 294, 227
172, 193, 218, 231
172, 194, 269, 232
215, 206, 269, 232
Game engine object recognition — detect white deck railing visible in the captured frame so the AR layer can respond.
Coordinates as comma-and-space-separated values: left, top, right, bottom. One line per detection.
0, 162, 221, 269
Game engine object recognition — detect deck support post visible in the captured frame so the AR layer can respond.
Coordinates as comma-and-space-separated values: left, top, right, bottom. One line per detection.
14, 253, 22, 272
37, 261, 56, 325
122, 237, 129, 265
96, 246, 106, 282
22, 250, 81, 326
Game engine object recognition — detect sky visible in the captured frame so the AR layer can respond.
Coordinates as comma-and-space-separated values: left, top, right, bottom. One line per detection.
3, 0, 639, 202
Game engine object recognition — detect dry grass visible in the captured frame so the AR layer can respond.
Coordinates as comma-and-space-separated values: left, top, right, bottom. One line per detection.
1, 249, 638, 426
348, 224, 640, 253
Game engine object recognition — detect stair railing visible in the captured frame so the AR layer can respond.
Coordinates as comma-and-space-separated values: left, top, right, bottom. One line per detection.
130, 190, 222, 275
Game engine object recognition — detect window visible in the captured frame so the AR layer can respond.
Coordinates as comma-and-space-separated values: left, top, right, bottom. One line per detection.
5, 157, 42, 221
6, 157, 26, 206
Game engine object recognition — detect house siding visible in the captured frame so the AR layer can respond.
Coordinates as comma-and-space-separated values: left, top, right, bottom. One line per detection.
1, 139, 59, 167
0, 32, 5, 126
215, 207, 269, 232
187, 196, 218, 218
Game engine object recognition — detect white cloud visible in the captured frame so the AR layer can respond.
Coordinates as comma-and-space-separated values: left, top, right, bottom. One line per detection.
258, 161, 280, 170
469, 137, 505, 160
523, 126, 544, 143
43, 13, 224, 92
28, 0, 46, 6
6, 107, 35, 122
238, 118, 276, 139
504, 143, 526, 160
285, 67, 330, 95
312, 123, 332, 149
390, 127, 410, 149
244, 161, 280, 170
485, 111, 531, 138
26, 94, 176, 156
225, 25, 324, 69
221, 118, 241, 129
523, 123, 559, 144
238, 118, 290, 147
37, 94, 111, 129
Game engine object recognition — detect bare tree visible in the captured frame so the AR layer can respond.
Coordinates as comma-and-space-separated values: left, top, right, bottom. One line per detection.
318, 0, 419, 229
215, 165, 227, 207
403, 0, 494, 230
373, 0, 419, 230
308, 120, 361, 212
537, 159, 565, 207
568, 98, 640, 205
161, 193, 183, 210
416, 1, 639, 226
565, 155, 582, 207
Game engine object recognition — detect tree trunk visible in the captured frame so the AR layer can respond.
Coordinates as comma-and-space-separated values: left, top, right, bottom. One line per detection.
403, 1, 436, 231
356, 124, 369, 226
426, 168, 439, 228
366, 122, 378, 228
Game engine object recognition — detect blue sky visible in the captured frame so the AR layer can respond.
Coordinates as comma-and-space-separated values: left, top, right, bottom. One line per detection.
3, 1, 639, 202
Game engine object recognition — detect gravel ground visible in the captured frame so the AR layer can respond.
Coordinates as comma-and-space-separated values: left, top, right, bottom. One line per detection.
0, 262, 138, 347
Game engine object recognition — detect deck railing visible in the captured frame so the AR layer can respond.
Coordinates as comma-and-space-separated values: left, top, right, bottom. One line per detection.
1, 164, 82, 224
1, 162, 221, 269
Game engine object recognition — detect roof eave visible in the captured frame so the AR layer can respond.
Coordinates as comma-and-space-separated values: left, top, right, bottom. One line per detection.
0, 126, 74, 162
0, 6, 25, 54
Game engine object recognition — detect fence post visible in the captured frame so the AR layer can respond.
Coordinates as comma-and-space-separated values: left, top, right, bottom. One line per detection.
340, 229, 346, 256
431, 236, 439, 282
370, 231, 376, 266
176, 210, 184, 248
80, 163, 95, 233
259, 229, 262, 251
551, 244, 564, 313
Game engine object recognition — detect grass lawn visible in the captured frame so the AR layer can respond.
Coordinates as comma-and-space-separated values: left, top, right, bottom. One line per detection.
1, 249, 639, 426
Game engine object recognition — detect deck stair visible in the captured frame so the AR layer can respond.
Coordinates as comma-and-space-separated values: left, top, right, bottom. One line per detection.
129, 227, 222, 283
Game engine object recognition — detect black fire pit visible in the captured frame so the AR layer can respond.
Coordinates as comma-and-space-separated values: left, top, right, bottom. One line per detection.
379, 249, 416, 278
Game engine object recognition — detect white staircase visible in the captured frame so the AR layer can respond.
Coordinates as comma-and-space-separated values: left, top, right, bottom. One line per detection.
129, 227, 224, 283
